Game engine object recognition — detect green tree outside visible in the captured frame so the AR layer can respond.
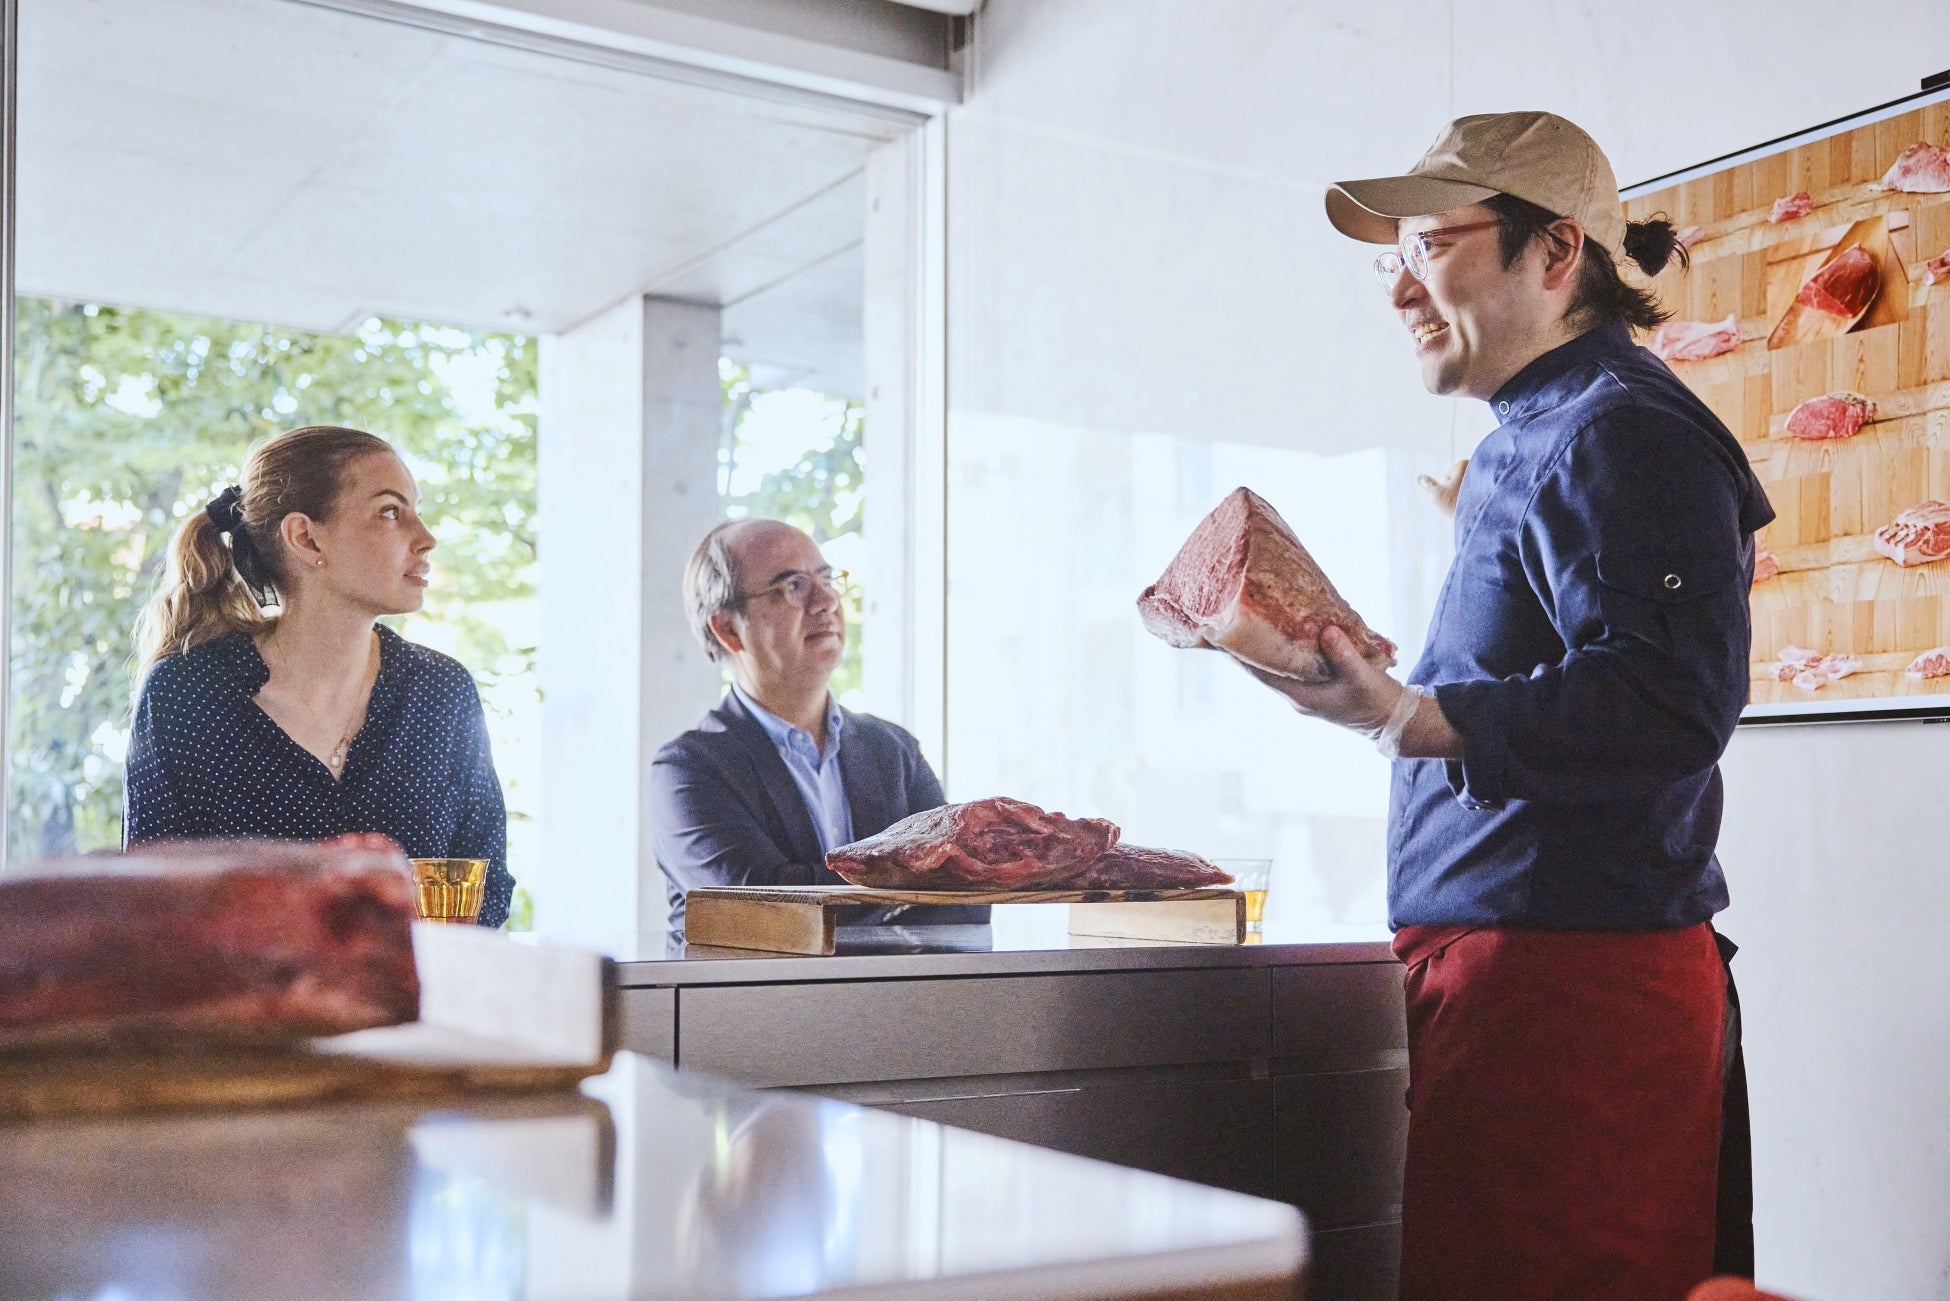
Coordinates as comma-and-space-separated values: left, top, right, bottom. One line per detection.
8, 298, 538, 865
717, 359, 866, 701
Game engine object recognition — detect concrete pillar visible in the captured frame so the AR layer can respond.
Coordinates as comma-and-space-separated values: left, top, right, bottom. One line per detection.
538, 296, 723, 940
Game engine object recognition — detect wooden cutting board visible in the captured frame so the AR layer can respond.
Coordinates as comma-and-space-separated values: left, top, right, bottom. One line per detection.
0, 923, 616, 1123
685, 884, 1246, 954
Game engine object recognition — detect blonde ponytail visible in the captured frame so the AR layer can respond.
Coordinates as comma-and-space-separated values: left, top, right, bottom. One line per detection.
134, 424, 395, 676
134, 506, 273, 672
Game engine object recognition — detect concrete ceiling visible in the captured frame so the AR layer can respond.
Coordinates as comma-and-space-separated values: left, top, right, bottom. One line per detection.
16, 0, 897, 396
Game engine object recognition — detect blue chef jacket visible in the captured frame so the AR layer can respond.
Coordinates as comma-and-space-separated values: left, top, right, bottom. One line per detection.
1391, 320, 1775, 931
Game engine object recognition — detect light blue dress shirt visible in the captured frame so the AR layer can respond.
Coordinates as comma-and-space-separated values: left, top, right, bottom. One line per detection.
732, 685, 855, 853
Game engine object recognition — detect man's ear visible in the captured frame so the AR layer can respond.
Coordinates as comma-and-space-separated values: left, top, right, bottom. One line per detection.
708, 609, 744, 657
1541, 219, 1584, 291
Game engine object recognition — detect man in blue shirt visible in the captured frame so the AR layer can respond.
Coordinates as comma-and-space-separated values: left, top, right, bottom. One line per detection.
1247, 113, 1773, 1299
649, 518, 981, 936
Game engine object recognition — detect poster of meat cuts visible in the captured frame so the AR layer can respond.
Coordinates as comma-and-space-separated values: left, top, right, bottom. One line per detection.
1624, 88, 1950, 720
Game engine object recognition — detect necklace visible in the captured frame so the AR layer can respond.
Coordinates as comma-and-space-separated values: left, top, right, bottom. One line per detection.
263, 632, 374, 777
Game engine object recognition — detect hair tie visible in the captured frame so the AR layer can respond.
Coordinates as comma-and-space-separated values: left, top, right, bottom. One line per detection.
204, 485, 245, 537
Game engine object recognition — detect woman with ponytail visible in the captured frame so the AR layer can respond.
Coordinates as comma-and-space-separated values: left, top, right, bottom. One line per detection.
126, 425, 514, 928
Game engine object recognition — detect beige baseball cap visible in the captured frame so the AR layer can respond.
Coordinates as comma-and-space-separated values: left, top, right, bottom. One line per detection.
1326, 111, 1625, 259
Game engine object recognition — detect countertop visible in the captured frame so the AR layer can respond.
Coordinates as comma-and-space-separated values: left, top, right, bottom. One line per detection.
528, 914, 1397, 987
0, 1052, 1307, 1301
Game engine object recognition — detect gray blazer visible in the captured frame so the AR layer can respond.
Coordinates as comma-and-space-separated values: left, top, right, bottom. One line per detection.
648, 691, 986, 934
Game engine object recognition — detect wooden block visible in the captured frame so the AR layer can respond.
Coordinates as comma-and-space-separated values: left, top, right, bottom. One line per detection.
683, 885, 1246, 955
686, 895, 836, 956
1069, 897, 1245, 945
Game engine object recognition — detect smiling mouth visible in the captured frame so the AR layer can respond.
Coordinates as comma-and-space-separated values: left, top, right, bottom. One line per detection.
406, 569, 430, 585
1411, 321, 1449, 344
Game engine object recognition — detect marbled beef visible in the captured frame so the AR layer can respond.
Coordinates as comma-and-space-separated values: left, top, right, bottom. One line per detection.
1794, 246, 1879, 320
1873, 500, 1950, 567
1138, 487, 1396, 683
1785, 392, 1876, 441
1880, 141, 1950, 194
1648, 315, 1740, 362
827, 798, 1120, 890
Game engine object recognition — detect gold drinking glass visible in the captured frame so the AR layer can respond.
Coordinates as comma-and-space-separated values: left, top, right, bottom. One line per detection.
1215, 859, 1272, 933
411, 858, 488, 924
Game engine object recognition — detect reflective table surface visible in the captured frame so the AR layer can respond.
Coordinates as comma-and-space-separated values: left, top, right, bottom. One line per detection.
0, 1053, 1306, 1300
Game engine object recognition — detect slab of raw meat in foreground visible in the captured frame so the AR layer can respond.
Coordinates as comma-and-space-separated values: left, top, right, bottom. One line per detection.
0, 841, 419, 1050
1138, 487, 1396, 683
827, 797, 1120, 890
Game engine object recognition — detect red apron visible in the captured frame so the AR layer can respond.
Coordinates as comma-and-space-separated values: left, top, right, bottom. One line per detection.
1393, 923, 1725, 1301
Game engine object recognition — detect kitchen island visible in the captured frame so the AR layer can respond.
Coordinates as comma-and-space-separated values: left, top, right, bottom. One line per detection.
568, 918, 1408, 1301
0, 1052, 1306, 1300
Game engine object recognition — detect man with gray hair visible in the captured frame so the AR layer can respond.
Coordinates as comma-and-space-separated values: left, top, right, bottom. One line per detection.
648, 517, 983, 936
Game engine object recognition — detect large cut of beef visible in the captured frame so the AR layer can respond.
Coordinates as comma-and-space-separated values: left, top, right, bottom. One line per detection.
1794, 246, 1880, 320
1873, 500, 1950, 567
827, 798, 1120, 891
824, 797, 1234, 891
1067, 846, 1232, 889
1137, 487, 1396, 683
1769, 191, 1815, 223
1880, 141, 1950, 194
0, 841, 420, 1050
1648, 314, 1740, 362
1785, 392, 1876, 441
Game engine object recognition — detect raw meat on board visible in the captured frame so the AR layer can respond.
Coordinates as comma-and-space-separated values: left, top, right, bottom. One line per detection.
826, 797, 1119, 891
1793, 246, 1879, 320
1879, 141, 1950, 193
1769, 192, 1814, 222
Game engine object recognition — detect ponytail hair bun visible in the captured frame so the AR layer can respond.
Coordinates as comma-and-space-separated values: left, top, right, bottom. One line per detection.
1622, 214, 1688, 278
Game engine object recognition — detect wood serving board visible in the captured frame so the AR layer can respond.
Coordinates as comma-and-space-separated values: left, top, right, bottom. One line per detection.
0, 923, 617, 1123
685, 885, 1246, 955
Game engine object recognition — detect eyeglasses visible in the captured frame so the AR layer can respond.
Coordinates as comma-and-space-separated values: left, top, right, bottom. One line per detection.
736, 567, 854, 610
1372, 219, 1503, 292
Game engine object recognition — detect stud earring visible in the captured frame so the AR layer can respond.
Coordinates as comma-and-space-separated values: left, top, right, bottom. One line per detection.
315, 559, 325, 568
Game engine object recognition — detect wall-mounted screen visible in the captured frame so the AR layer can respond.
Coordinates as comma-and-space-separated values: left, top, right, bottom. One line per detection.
1625, 89, 1950, 722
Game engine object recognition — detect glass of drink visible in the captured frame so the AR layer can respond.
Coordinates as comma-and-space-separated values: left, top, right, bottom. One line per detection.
1214, 859, 1272, 933
411, 858, 488, 924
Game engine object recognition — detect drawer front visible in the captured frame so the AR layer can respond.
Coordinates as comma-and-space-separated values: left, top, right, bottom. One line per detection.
1271, 1067, 1409, 1230
1308, 1219, 1401, 1301
617, 987, 676, 1064
678, 967, 1270, 1088
1271, 962, 1406, 1071
884, 1075, 1276, 1200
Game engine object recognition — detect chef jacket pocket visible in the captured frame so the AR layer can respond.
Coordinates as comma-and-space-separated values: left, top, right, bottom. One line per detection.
1594, 547, 1741, 654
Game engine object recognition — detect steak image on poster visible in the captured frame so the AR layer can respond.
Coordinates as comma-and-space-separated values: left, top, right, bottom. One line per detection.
1137, 487, 1395, 683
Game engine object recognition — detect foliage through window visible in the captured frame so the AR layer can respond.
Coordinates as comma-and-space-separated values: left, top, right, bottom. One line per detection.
717, 359, 866, 704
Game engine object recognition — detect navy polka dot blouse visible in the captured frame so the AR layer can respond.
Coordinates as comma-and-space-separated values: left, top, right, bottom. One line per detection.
125, 624, 514, 928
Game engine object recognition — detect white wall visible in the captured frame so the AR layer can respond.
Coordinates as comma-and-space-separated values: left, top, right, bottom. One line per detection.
948, 3, 1950, 1298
